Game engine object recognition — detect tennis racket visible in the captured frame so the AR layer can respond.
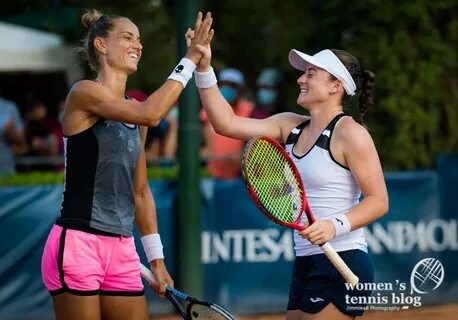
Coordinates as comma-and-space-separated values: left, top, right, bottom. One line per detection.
140, 264, 236, 319
241, 135, 359, 285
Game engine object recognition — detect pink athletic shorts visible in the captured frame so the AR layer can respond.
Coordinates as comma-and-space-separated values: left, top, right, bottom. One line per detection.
41, 225, 144, 296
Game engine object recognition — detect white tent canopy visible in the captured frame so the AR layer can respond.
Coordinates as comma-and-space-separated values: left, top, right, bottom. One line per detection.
0, 22, 82, 81
0, 22, 68, 72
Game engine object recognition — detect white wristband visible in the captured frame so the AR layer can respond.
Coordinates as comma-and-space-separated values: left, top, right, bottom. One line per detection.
141, 234, 164, 262
167, 58, 196, 88
194, 67, 218, 88
327, 213, 351, 238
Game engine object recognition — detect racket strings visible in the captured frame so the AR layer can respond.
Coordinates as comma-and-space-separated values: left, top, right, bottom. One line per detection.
188, 303, 233, 319
245, 139, 303, 223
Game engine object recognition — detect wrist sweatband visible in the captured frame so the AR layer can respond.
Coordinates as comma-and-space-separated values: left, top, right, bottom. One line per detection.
194, 67, 218, 88
141, 234, 164, 262
167, 58, 196, 88
328, 213, 351, 238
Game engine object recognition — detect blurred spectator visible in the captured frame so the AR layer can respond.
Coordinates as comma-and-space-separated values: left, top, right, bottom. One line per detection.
200, 68, 254, 179
0, 95, 26, 175
23, 100, 63, 171
250, 68, 285, 119
163, 105, 178, 163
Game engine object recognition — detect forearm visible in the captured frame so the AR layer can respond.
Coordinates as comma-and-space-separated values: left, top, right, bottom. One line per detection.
141, 57, 197, 126
346, 195, 389, 231
198, 86, 236, 136
135, 188, 166, 264
134, 187, 158, 235
141, 81, 184, 127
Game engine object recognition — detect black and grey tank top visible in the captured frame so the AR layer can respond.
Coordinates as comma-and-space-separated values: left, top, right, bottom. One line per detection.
56, 119, 141, 237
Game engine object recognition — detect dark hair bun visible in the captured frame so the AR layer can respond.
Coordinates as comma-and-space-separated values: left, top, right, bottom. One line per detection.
81, 9, 104, 29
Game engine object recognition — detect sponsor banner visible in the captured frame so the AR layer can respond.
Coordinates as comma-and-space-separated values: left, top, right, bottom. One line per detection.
200, 179, 293, 312
366, 171, 457, 305
0, 167, 457, 317
0, 182, 177, 319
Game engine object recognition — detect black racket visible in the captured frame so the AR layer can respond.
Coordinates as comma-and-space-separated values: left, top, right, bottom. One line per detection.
140, 264, 236, 319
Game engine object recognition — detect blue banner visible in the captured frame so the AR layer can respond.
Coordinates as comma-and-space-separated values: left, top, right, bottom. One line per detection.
200, 179, 293, 313
0, 161, 457, 318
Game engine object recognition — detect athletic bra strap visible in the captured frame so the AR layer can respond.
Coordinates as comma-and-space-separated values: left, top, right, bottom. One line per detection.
325, 113, 347, 132
285, 120, 310, 145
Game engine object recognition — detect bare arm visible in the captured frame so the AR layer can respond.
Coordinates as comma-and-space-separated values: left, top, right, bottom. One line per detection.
134, 126, 173, 296
134, 127, 159, 235
299, 119, 388, 245
188, 27, 303, 142
68, 79, 185, 127
197, 85, 298, 141
340, 120, 389, 229
63, 12, 214, 134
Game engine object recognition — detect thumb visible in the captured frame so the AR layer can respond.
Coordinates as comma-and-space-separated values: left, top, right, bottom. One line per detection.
195, 44, 208, 54
185, 28, 194, 48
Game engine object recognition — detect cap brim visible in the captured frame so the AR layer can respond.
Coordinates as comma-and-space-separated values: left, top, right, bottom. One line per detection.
288, 49, 326, 71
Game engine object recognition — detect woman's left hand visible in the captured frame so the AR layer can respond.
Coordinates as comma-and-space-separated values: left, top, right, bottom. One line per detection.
298, 219, 336, 245
150, 259, 174, 297
185, 27, 214, 72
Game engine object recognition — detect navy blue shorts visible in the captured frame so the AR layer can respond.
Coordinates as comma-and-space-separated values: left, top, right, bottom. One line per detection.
287, 249, 374, 317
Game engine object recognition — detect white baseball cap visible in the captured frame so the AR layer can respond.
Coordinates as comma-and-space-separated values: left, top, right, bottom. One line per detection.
288, 49, 357, 96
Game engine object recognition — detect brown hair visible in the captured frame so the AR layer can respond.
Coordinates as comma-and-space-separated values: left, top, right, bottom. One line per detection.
330, 49, 376, 126
80, 9, 121, 71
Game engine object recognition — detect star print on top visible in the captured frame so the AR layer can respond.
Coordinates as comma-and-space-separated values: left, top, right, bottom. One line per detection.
57, 119, 141, 236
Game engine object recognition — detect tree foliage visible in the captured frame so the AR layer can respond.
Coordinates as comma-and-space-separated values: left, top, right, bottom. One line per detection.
2, 0, 456, 170
204, 0, 457, 170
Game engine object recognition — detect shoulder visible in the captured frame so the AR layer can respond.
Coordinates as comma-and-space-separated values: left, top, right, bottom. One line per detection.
274, 112, 309, 126
334, 116, 374, 150
67, 80, 97, 101
67, 80, 112, 106
70, 79, 99, 93
271, 112, 310, 142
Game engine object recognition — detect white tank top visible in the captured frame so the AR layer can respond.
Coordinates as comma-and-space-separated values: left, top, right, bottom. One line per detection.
284, 114, 367, 256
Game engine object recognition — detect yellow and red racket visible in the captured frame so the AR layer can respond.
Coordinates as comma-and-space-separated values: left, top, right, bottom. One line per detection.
241, 135, 358, 285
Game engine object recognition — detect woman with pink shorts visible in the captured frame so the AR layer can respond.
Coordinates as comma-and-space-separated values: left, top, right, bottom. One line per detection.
41, 9, 213, 320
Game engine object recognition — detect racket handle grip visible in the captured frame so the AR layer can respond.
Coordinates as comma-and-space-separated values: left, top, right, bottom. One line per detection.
320, 242, 359, 285
140, 263, 158, 286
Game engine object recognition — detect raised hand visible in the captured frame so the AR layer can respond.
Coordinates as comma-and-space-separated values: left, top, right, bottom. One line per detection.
185, 12, 214, 65
185, 19, 214, 71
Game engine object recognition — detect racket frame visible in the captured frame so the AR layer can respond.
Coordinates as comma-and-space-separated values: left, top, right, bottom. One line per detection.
140, 264, 236, 319
242, 135, 314, 230
241, 135, 359, 285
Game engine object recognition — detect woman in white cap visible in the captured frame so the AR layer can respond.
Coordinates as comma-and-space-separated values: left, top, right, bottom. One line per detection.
187, 30, 388, 319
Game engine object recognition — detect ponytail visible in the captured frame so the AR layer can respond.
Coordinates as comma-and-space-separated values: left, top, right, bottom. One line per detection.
357, 70, 375, 125
331, 49, 376, 127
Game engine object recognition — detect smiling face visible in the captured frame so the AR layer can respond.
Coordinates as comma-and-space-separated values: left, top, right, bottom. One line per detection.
96, 18, 142, 75
296, 63, 341, 108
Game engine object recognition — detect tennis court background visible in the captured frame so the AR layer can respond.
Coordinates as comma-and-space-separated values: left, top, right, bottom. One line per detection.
0, 154, 456, 319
